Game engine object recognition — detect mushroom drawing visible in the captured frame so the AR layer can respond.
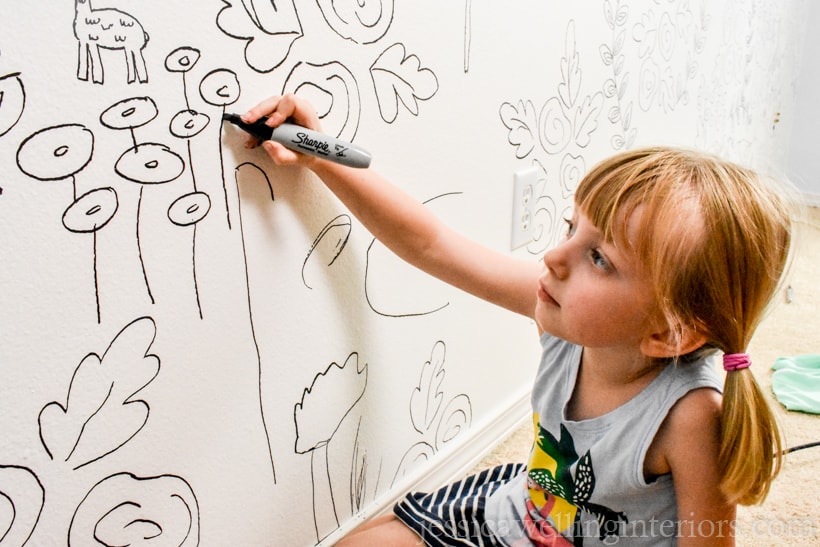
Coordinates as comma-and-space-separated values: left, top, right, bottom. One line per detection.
199, 68, 239, 229
15, 123, 114, 322
294, 352, 368, 542
101, 96, 185, 304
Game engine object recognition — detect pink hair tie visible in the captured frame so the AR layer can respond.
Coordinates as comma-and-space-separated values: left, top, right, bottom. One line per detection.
723, 353, 751, 372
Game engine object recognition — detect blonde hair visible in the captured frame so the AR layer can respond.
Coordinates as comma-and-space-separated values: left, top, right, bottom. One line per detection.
574, 147, 792, 505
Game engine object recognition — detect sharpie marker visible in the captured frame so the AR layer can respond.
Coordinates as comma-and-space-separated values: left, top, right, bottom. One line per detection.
222, 113, 372, 169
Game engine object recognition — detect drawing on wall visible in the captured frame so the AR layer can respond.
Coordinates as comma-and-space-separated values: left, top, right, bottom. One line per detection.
349, 418, 381, 518
234, 160, 278, 483
364, 193, 458, 318
5, 1, 454, 544
0, 465, 44, 547
69, 472, 199, 546
15, 123, 117, 323
499, 20, 601, 255
216, 0, 303, 73
102, 96, 186, 306
464, 0, 472, 73
302, 214, 352, 290
166, 47, 212, 319
200, 67, 241, 229
0, 70, 25, 138
316, 0, 394, 44
283, 61, 362, 142
600, 0, 636, 151
73, 0, 150, 84
38, 316, 160, 471
371, 43, 439, 124
0, 315, 203, 545
294, 352, 368, 542
631, 0, 705, 114
393, 341, 472, 486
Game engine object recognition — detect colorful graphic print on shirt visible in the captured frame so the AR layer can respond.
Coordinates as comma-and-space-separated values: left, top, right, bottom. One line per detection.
526, 414, 628, 543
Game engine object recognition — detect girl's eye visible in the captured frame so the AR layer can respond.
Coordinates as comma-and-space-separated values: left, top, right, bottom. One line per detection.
591, 249, 611, 271
563, 218, 576, 237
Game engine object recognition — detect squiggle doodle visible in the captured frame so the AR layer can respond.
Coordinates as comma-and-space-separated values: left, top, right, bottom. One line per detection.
38, 317, 160, 470
316, 0, 394, 44
0, 465, 44, 547
283, 61, 362, 142
69, 472, 199, 546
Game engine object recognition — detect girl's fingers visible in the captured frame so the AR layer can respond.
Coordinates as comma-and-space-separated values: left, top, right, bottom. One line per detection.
242, 95, 284, 123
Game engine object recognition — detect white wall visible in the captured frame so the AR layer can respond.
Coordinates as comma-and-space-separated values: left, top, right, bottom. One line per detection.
0, 1, 808, 545
785, 0, 820, 202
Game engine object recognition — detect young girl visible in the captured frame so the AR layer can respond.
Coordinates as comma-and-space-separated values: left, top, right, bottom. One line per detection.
243, 95, 792, 546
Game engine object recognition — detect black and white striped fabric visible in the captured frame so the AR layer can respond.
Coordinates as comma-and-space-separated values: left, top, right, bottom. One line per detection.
393, 462, 525, 547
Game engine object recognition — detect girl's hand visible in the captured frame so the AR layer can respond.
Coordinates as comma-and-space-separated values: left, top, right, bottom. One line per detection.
241, 94, 322, 167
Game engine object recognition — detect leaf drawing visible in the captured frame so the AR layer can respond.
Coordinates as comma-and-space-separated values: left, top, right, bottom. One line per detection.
38, 317, 160, 470
573, 92, 604, 147
371, 43, 438, 123
499, 100, 538, 159
396, 341, 473, 484
409, 341, 446, 434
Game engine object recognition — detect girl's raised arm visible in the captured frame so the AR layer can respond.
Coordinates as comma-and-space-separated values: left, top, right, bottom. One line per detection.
244, 94, 542, 319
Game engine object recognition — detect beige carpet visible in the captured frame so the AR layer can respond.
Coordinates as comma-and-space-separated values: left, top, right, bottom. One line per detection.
473, 206, 820, 546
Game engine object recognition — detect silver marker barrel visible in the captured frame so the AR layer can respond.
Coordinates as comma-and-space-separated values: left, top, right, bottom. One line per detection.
222, 114, 372, 169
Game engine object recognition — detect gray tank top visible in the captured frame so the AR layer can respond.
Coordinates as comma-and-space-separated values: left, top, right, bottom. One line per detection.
485, 333, 723, 546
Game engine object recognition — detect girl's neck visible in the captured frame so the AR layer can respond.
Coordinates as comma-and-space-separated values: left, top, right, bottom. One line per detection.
567, 347, 665, 421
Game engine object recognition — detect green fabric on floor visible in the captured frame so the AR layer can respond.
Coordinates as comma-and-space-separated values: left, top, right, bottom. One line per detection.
771, 354, 820, 414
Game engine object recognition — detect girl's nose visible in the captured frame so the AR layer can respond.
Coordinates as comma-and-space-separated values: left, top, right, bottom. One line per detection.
542, 241, 569, 279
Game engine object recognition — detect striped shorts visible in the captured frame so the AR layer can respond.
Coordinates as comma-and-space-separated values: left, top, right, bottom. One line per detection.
393, 462, 525, 547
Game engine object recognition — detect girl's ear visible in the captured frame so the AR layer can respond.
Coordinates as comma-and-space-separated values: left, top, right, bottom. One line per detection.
640, 324, 708, 359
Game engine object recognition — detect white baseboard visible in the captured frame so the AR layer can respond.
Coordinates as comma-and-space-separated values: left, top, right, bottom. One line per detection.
318, 386, 532, 546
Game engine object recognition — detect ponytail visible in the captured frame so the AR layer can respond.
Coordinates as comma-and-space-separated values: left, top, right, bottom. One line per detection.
719, 361, 783, 505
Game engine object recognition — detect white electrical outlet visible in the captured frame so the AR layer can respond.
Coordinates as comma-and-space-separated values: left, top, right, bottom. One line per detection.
510, 166, 539, 250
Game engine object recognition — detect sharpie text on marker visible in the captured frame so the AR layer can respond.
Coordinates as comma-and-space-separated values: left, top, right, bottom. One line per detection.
222, 113, 372, 169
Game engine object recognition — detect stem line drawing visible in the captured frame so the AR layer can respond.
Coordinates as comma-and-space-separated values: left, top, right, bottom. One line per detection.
234, 162, 277, 483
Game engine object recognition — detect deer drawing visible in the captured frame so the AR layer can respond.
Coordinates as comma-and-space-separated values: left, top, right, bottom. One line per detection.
73, 0, 149, 84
